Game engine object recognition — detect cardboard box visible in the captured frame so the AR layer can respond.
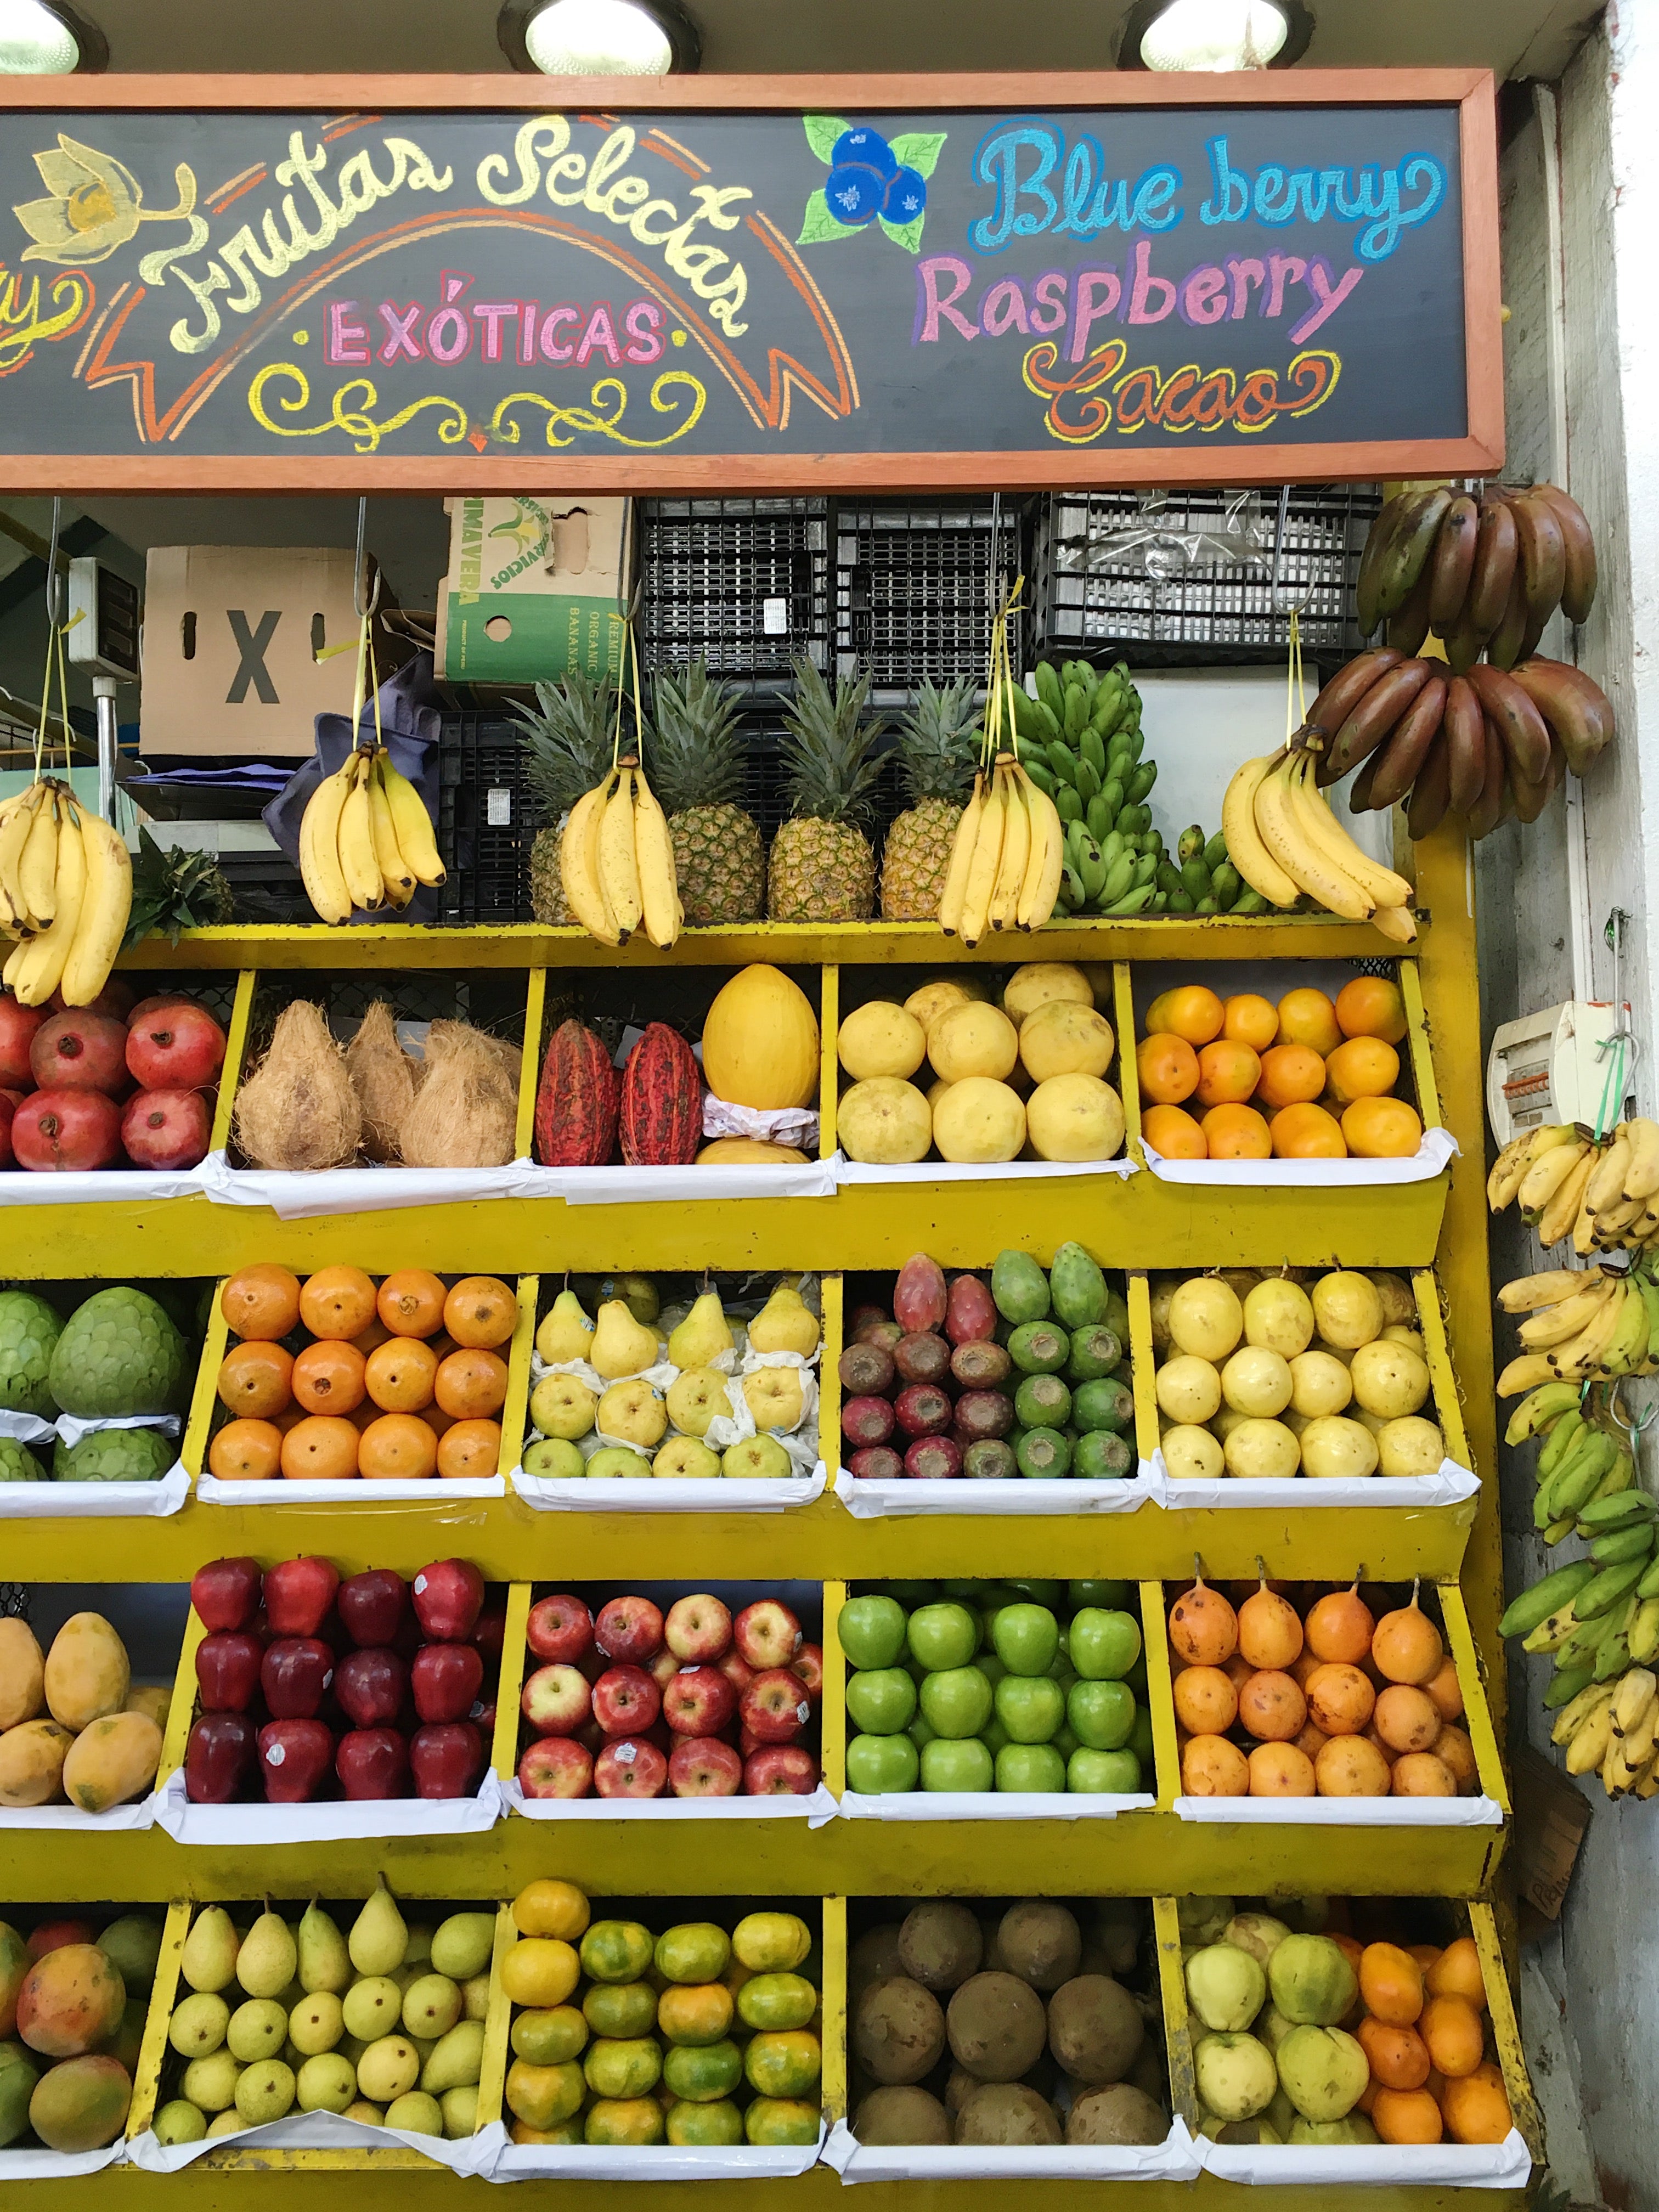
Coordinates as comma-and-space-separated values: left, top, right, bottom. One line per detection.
140, 546, 381, 760
437, 495, 627, 687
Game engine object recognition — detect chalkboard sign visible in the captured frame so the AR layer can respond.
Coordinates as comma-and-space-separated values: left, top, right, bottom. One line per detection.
0, 71, 1500, 490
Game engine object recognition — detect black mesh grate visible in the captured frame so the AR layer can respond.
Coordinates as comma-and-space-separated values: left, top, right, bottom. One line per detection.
636, 497, 831, 692
437, 712, 539, 925
836, 499, 1028, 695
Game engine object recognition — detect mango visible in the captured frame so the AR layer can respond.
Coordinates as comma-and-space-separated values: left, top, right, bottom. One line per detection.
0, 1719, 72, 1808
28, 2052, 132, 2151
0, 1620, 44, 1730
43, 1615, 129, 1734
17, 1945, 125, 2058
123, 1686, 171, 1731
61, 1713, 162, 1815
0, 1925, 29, 2037
0, 2043, 39, 2146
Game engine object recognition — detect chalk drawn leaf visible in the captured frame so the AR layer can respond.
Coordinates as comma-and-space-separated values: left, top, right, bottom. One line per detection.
888, 132, 946, 180
879, 212, 927, 255
797, 188, 860, 246
803, 114, 853, 164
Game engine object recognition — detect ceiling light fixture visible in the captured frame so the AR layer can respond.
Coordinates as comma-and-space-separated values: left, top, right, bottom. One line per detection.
0, 0, 105, 71
1118, 0, 1312, 71
498, 0, 700, 76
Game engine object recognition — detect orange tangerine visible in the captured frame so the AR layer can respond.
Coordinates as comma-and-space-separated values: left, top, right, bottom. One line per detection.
217, 1340, 294, 1420
359, 1412, 439, 1481
1343, 1096, 1424, 1159
365, 1335, 439, 1412
1325, 1036, 1401, 1105
280, 1414, 360, 1480
1136, 1032, 1200, 1105
290, 1339, 367, 1417
1440, 2062, 1510, 2145
1274, 987, 1342, 1056
1194, 1040, 1261, 1108
1270, 1102, 1347, 1159
300, 1267, 378, 1341
219, 1265, 302, 1341
1372, 2088, 1443, 2145
435, 1346, 510, 1420
1357, 2016, 1430, 2090
352, 1317, 394, 1358
1336, 974, 1408, 1043
1221, 994, 1278, 1051
1424, 1937, 1485, 2010
1202, 1103, 1272, 1159
1419, 1995, 1484, 2079
444, 1276, 518, 1350
377, 1269, 449, 1338
207, 1418, 283, 1481
1359, 1941, 1424, 2026
438, 1418, 503, 1480
1141, 1103, 1207, 1159
1255, 1043, 1327, 1110
1144, 984, 1224, 1045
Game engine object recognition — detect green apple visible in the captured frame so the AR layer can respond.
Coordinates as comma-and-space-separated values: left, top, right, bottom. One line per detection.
846, 1733, 919, 1794
906, 1602, 978, 1671
995, 1742, 1065, 1792
1069, 1747, 1141, 1793
939, 1580, 985, 1601
1129, 1706, 1156, 1768
991, 1602, 1060, 1677
1069, 1608, 1144, 1682
1003, 1579, 1065, 1607
918, 1666, 994, 1740
1068, 1679, 1137, 1750
1053, 1722, 1079, 1760
838, 1595, 908, 1671
522, 1437, 584, 1479
921, 1738, 993, 1792
907, 1713, 937, 1749
980, 1716, 1010, 1756
586, 1445, 652, 1479
994, 1674, 1065, 1743
974, 1652, 1008, 1688
845, 1668, 917, 1736
905, 1656, 930, 1684
1126, 1655, 1149, 1697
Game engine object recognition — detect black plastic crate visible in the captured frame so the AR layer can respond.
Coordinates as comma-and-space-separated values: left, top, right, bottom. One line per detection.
437, 711, 538, 925
213, 849, 313, 926
636, 496, 831, 692
836, 497, 1028, 696
1033, 486, 1380, 665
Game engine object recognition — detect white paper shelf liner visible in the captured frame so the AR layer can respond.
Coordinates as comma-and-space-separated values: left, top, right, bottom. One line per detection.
511, 1465, 826, 1514
0, 1163, 209, 1206
823, 2115, 1203, 2183
701, 1097, 819, 1152
0, 1462, 190, 1517
488, 2123, 825, 2183
55, 1410, 181, 1444
838, 1788, 1154, 1823
0, 2141, 129, 2177
0, 1409, 54, 1442
153, 1765, 503, 1845
1141, 1127, 1459, 1187
514, 1158, 836, 1205
199, 1150, 532, 1219
127, 2114, 509, 2176
1197, 2128, 1530, 2188
504, 1777, 837, 1824
834, 1152, 1138, 1186
0, 1785, 160, 1832
833, 1468, 1154, 1517
195, 1473, 505, 1505
1173, 1792, 1503, 1827
1150, 1449, 1481, 1513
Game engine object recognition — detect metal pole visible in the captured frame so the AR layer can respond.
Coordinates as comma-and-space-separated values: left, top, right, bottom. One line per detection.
93, 675, 117, 823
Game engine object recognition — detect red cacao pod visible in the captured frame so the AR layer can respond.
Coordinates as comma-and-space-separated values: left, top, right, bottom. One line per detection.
535, 1019, 619, 1166
618, 1023, 701, 1166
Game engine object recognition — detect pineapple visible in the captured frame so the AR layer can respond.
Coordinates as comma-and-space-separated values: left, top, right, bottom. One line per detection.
879, 676, 980, 920
126, 827, 236, 941
648, 659, 767, 924
767, 659, 885, 922
511, 671, 618, 925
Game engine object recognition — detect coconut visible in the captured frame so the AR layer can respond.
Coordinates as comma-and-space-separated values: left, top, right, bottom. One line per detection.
398, 1023, 517, 1169
233, 1001, 362, 1172
1066, 2084, 1169, 2146
953, 2082, 1061, 2146
346, 1000, 417, 1163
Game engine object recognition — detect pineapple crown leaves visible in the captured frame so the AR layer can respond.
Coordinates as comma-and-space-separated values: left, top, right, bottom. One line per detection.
778, 656, 888, 830
896, 675, 981, 805
510, 669, 644, 817
647, 658, 751, 818
122, 826, 235, 947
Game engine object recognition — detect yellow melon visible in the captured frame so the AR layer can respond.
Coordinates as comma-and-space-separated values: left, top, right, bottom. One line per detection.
701, 966, 820, 1110
695, 1139, 810, 1165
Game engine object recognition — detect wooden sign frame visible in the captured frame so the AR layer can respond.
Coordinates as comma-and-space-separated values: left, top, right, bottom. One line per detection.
0, 70, 1501, 493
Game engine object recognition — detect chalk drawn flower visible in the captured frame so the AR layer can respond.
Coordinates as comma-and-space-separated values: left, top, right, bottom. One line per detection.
798, 114, 945, 255
13, 134, 197, 267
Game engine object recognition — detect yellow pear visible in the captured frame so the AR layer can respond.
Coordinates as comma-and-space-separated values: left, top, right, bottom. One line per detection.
747, 1283, 820, 1358
597, 1378, 668, 1449
589, 1299, 660, 1379
668, 1290, 735, 1370
741, 1366, 806, 1433
665, 1367, 731, 1437
535, 1289, 595, 1365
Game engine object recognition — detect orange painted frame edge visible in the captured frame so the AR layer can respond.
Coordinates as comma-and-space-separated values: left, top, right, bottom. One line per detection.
0, 69, 1503, 493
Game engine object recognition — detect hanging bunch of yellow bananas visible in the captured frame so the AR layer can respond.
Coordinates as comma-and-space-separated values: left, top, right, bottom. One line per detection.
558, 620, 681, 950
1487, 1116, 1659, 1254
1496, 1263, 1659, 1395
939, 578, 1064, 945
0, 776, 132, 1007
298, 746, 445, 925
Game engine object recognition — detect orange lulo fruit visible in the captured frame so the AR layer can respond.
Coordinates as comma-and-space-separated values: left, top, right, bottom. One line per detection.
359, 1412, 439, 1480
377, 1269, 449, 1337
1172, 1666, 1238, 1735
1373, 1594, 1444, 1684
1357, 2017, 1431, 2090
1236, 1669, 1306, 1742
1270, 1101, 1347, 1158
435, 1347, 510, 1420
1144, 984, 1224, 1045
1313, 1735, 1391, 1796
207, 1418, 283, 1481
1248, 1741, 1314, 1796
1441, 2062, 1511, 2144
1425, 1937, 1486, 2009
1336, 974, 1409, 1043
1167, 1580, 1238, 1666
444, 1276, 518, 1350
437, 1418, 503, 1480
300, 1266, 378, 1341
1372, 2087, 1444, 2145
1141, 1103, 1207, 1159
1419, 1994, 1485, 2078
1203, 1103, 1272, 1159
1305, 1583, 1376, 1664
1194, 1040, 1261, 1108
1181, 1735, 1249, 1796
1274, 986, 1342, 1056
280, 1414, 360, 1480
1256, 1043, 1328, 1110
290, 1339, 367, 1417
1324, 1036, 1401, 1105
217, 1340, 294, 1420
1359, 1942, 1424, 2025
365, 1336, 439, 1413
1343, 1096, 1424, 1158
219, 1264, 302, 1341
1222, 994, 1278, 1051
1136, 1032, 1200, 1104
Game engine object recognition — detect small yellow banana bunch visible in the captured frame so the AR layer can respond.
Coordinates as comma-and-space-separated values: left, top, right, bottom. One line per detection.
1487, 1118, 1659, 1254
1222, 745, 1417, 942
939, 752, 1064, 946
558, 755, 681, 950
0, 777, 133, 1007
299, 746, 445, 925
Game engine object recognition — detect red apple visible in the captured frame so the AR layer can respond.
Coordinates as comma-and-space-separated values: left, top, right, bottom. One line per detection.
336, 1728, 409, 1801
524, 1593, 593, 1664
126, 1001, 227, 1092
12, 1088, 121, 1171
410, 1722, 484, 1799
646, 1647, 680, 1693
258, 1719, 335, 1803
264, 1558, 341, 1639
30, 1011, 128, 1096
261, 1637, 336, 1720
25, 1920, 95, 1959
740, 1669, 813, 1744
733, 1600, 803, 1671
0, 995, 46, 1090
744, 1745, 820, 1796
715, 1649, 754, 1697
521, 1662, 591, 1738
739, 1723, 764, 1758
470, 1599, 508, 1664
184, 1712, 256, 1804
334, 1647, 409, 1730
121, 1088, 210, 1171
593, 1737, 668, 1799
594, 1595, 664, 1664
195, 1630, 264, 1714
662, 1665, 736, 1738
591, 1664, 661, 1737
411, 1642, 484, 1725
664, 1593, 731, 1662
411, 1560, 485, 1643
190, 1557, 263, 1633
518, 1736, 593, 1799
789, 1644, 825, 1703
669, 1737, 743, 1797
337, 1568, 407, 1649
470, 1696, 496, 1739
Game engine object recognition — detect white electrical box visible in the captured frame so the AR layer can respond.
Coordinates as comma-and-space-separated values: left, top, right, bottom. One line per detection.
66, 556, 140, 680
1486, 1000, 1629, 1146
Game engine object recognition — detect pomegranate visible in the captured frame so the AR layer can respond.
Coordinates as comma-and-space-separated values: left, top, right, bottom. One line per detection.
126, 1001, 226, 1092
48, 978, 132, 1022
30, 1012, 129, 1097
121, 1087, 211, 1170
126, 992, 197, 1027
0, 1094, 13, 1169
0, 995, 46, 1090
12, 1088, 122, 1171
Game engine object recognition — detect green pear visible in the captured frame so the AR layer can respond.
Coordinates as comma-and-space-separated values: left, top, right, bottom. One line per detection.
289, 1991, 345, 2056
181, 2050, 243, 2113
747, 1282, 820, 1357
181, 1905, 241, 1995
154, 2100, 207, 2146
535, 1289, 595, 1366
226, 1999, 289, 2063
234, 2057, 296, 2126
206, 2108, 244, 2138
385, 2090, 443, 2137
236, 1907, 298, 2000
402, 1973, 461, 2041
344, 2100, 385, 2126
297, 1902, 351, 1995
168, 1992, 230, 2058
402, 1925, 434, 1971
441, 2085, 478, 2139
668, 1290, 734, 1370
356, 2034, 419, 2104
420, 2019, 485, 2096
296, 2052, 358, 2114
590, 1298, 659, 1379
342, 1977, 402, 2040
349, 1880, 408, 1979
339, 2032, 372, 2067
460, 1973, 492, 2023
523, 1437, 585, 1479
430, 1914, 494, 1983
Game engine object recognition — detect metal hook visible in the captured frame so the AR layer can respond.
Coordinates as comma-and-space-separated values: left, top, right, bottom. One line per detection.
1607, 1379, 1658, 1443
351, 497, 381, 621
1268, 485, 1316, 618
43, 496, 64, 630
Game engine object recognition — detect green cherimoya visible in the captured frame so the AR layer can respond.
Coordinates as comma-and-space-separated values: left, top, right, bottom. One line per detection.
48, 1287, 188, 1419
0, 1289, 63, 1415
